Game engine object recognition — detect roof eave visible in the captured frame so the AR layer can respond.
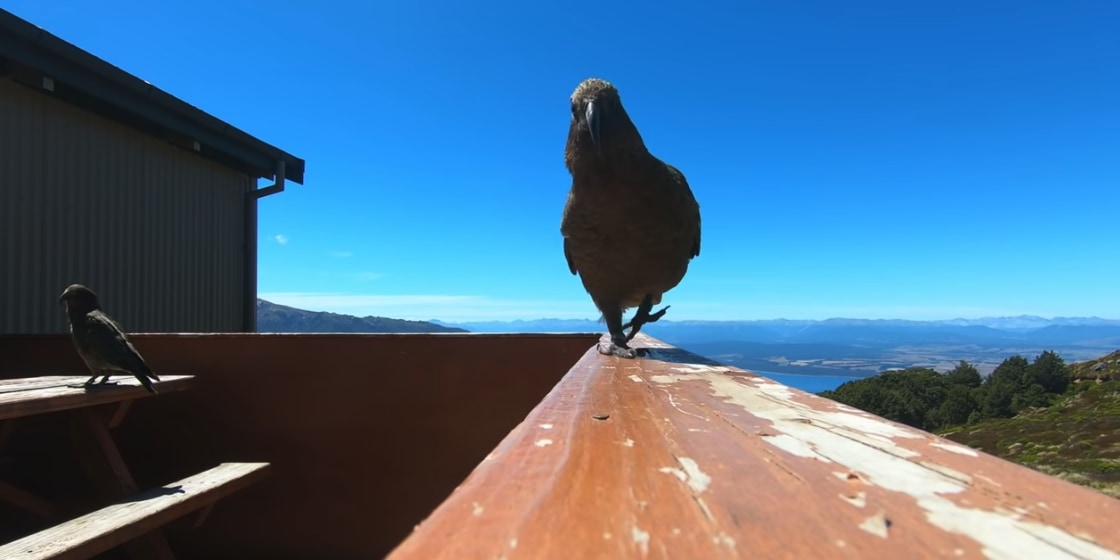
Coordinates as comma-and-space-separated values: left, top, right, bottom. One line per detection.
0, 9, 306, 185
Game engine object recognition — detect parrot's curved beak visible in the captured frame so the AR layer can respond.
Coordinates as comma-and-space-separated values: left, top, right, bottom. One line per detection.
585, 100, 601, 153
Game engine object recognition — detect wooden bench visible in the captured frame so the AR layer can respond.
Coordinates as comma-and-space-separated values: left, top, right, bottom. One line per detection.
0, 374, 269, 559
0, 462, 271, 560
0, 375, 196, 522
386, 334, 1120, 560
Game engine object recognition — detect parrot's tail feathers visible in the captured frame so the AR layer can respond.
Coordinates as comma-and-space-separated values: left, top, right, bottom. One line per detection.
138, 375, 158, 394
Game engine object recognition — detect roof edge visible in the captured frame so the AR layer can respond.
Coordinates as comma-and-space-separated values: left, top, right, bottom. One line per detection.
0, 8, 306, 185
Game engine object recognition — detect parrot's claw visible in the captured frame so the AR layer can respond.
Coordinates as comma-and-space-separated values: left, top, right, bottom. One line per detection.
598, 333, 648, 359
621, 294, 671, 342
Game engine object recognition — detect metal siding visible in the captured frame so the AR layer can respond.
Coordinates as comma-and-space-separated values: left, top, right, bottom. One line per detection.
0, 80, 251, 334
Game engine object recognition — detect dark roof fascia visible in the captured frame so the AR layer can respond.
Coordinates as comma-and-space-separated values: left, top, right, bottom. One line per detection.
0, 9, 305, 185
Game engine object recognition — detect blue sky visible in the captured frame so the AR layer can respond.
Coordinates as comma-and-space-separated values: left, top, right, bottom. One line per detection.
9, 1, 1118, 322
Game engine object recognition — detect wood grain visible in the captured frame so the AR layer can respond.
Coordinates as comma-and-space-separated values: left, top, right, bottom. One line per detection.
0, 375, 194, 421
386, 335, 1120, 560
0, 462, 270, 560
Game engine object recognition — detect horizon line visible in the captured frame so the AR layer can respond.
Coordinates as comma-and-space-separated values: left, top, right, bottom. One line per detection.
256, 296, 1119, 324
429, 315, 1120, 324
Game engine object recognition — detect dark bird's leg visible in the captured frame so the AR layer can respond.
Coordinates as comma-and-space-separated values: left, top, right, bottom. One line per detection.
83, 372, 116, 390
597, 305, 644, 359
622, 294, 671, 342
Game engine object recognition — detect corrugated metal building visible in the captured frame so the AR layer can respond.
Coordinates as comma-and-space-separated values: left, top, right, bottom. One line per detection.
0, 9, 306, 334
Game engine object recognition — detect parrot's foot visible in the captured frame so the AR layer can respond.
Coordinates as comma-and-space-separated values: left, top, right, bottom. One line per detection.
78, 381, 120, 391
83, 374, 118, 389
622, 295, 671, 342
598, 333, 648, 359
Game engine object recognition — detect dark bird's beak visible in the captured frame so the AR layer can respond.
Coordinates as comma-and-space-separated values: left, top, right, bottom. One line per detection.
585, 100, 601, 153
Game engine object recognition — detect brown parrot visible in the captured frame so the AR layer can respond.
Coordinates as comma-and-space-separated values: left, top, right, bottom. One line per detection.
59, 284, 160, 394
561, 78, 702, 358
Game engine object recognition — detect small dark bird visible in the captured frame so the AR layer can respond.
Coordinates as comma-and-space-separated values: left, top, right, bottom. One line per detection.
58, 284, 160, 394
561, 78, 702, 358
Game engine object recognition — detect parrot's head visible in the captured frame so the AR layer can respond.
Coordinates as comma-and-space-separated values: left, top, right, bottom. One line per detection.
59, 283, 101, 315
566, 77, 646, 162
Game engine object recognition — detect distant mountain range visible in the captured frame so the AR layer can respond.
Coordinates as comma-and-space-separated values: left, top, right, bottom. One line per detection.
254, 299, 1120, 381
256, 299, 467, 334
430, 316, 1120, 378
430, 316, 1120, 346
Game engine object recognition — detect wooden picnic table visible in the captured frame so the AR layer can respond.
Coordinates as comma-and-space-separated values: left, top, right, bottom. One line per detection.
0, 375, 194, 422
0, 374, 195, 560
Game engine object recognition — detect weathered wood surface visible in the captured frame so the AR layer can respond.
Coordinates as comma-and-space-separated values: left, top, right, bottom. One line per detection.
70, 408, 177, 559
0, 375, 194, 421
0, 462, 271, 560
386, 335, 1120, 560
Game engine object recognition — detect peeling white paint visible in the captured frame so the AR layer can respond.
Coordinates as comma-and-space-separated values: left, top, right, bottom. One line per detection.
713, 532, 736, 548
918, 461, 973, 485
670, 528, 681, 536
654, 370, 922, 444
766, 433, 828, 460
509, 539, 517, 549
648, 366, 1120, 560
622, 438, 635, 447
471, 502, 484, 516
931, 441, 980, 457
603, 532, 612, 540
669, 364, 734, 375
632, 334, 673, 349
831, 402, 864, 414
928, 507, 1120, 559
631, 526, 650, 555
859, 510, 891, 539
840, 491, 867, 508
665, 391, 708, 421
1075, 532, 1100, 545
539, 423, 553, 430
629, 374, 644, 383
658, 457, 711, 494
534, 438, 553, 447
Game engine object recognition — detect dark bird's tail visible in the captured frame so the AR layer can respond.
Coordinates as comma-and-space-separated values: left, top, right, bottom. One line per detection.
138, 374, 158, 394
135, 364, 160, 394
